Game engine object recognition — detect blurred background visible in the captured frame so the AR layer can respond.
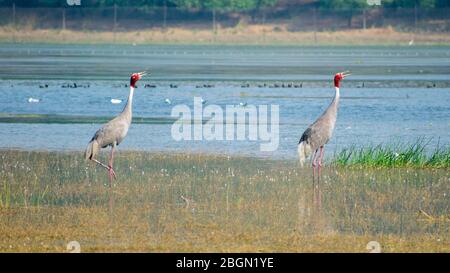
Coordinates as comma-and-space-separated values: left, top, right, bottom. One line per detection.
0, 0, 449, 44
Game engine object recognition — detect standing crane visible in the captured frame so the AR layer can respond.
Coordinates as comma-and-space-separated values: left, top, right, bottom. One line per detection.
298, 71, 351, 180
85, 71, 147, 186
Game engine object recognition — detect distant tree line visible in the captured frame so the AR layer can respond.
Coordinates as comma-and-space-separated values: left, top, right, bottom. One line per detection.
1, 0, 450, 9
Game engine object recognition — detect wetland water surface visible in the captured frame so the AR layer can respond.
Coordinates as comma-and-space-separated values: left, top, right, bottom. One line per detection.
0, 44, 449, 159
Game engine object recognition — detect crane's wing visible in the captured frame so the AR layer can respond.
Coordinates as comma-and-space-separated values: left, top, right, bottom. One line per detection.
299, 121, 332, 150
91, 117, 128, 148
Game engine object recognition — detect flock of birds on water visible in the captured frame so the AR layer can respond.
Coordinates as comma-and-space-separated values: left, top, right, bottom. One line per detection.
27, 81, 308, 105
25, 80, 439, 106
33, 81, 308, 89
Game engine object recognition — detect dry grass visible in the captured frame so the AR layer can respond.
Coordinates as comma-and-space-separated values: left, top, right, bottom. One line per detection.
1, 25, 450, 45
0, 150, 448, 252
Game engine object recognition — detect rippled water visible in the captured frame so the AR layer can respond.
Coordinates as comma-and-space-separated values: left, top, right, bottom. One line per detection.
0, 44, 449, 159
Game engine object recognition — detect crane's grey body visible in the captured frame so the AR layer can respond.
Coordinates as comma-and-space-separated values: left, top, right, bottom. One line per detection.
85, 87, 134, 160
298, 87, 339, 163
298, 71, 350, 168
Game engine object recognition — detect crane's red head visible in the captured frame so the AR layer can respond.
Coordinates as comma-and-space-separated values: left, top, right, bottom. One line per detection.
130, 71, 147, 88
334, 71, 351, 88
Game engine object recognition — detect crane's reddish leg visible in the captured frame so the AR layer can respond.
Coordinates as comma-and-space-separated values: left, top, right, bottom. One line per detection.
108, 145, 117, 186
312, 149, 319, 182
92, 158, 109, 170
318, 146, 325, 178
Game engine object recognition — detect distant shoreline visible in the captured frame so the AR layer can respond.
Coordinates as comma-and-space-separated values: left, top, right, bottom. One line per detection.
1, 26, 450, 46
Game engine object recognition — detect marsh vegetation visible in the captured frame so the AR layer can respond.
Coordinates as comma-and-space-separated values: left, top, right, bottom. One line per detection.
0, 150, 448, 252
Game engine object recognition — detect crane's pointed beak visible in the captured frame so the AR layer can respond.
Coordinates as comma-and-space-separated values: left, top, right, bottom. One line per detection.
341, 71, 351, 78
138, 71, 148, 77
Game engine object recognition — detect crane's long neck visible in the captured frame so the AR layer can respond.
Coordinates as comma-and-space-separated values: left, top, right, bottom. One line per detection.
334, 86, 340, 104
122, 86, 134, 123
331, 86, 340, 112
329, 86, 340, 107
323, 86, 340, 120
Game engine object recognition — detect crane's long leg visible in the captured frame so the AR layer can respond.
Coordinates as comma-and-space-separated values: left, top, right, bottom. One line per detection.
317, 146, 325, 210
311, 148, 319, 183
90, 154, 116, 186
318, 146, 325, 178
91, 158, 110, 170
108, 145, 117, 186
310, 148, 322, 210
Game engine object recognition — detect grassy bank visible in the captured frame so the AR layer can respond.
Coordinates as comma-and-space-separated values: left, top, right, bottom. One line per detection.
1, 26, 450, 45
0, 150, 448, 252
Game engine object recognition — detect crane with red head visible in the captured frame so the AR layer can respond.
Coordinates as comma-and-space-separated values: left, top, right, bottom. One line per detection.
85, 71, 147, 186
298, 71, 351, 180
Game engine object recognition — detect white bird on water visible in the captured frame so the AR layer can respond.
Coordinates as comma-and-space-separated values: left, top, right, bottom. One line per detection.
298, 71, 351, 180
28, 97, 40, 103
85, 71, 147, 186
110, 99, 122, 104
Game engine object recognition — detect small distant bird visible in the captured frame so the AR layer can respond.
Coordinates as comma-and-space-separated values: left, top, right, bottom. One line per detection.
110, 99, 122, 104
165, 98, 172, 104
28, 97, 40, 103
85, 71, 147, 186
298, 71, 351, 179
169, 83, 178, 88
201, 98, 207, 105
408, 39, 414, 46
239, 102, 248, 107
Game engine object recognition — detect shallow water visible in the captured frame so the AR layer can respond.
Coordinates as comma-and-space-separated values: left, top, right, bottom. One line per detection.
0, 44, 449, 159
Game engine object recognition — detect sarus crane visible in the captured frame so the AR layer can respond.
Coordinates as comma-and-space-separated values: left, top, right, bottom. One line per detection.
85, 71, 147, 186
297, 71, 351, 180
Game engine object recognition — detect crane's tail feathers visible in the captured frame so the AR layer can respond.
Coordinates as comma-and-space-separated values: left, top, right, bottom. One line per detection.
85, 140, 100, 160
298, 141, 311, 167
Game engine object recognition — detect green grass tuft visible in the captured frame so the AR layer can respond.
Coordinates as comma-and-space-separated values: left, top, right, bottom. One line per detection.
333, 140, 450, 168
